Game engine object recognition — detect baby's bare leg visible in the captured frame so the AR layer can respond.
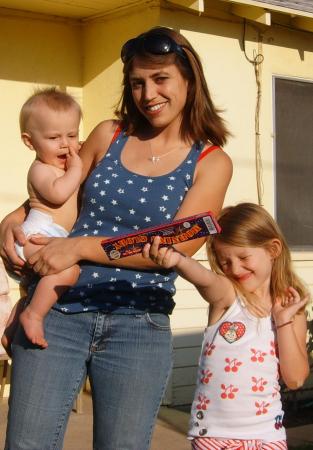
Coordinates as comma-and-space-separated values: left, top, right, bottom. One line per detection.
20, 240, 80, 348
20, 265, 80, 348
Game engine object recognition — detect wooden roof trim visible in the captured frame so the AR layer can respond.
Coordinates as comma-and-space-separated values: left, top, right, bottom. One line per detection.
221, 0, 313, 18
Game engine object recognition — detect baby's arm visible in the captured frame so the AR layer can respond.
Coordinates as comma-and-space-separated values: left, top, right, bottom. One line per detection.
143, 236, 234, 306
272, 287, 310, 389
29, 148, 82, 205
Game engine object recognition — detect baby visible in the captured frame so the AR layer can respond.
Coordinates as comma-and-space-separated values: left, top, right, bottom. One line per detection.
13, 87, 82, 348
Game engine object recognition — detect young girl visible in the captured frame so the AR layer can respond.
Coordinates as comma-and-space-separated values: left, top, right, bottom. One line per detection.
143, 202, 310, 450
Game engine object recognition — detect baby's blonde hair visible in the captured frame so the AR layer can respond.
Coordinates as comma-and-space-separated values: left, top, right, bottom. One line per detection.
19, 87, 82, 133
207, 203, 308, 315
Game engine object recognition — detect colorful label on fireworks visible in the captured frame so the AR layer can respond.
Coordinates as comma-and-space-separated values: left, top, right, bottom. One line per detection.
101, 211, 220, 260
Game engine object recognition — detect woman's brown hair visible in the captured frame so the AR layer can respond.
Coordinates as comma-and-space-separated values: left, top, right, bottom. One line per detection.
115, 26, 230, 147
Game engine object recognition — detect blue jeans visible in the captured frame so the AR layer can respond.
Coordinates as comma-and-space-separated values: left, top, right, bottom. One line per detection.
5, 308, 173, 450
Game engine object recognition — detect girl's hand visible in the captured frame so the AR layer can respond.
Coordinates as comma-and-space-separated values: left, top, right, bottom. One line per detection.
142, 236, 182, 269
27, 236, 81, 276
0, 222, 26, 275
272, 287, 308, 326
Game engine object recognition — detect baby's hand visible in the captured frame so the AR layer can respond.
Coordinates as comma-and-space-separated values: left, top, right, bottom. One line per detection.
66, 147, 83, 171
272, 287, 308, 326
142, 236, 182, 269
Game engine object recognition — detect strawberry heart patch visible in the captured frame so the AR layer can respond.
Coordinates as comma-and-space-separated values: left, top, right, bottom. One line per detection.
219, 321, 246, 343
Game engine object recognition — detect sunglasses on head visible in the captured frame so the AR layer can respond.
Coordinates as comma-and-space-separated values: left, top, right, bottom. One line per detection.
121, 34, 188, 63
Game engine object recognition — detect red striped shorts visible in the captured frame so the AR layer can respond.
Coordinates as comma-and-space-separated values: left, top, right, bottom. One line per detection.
191, 437, 287, 450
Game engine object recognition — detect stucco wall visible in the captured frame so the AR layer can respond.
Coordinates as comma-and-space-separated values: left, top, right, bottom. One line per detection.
0, 12, 83, 298
82, 6, 160, 134
0, 13, 82, 217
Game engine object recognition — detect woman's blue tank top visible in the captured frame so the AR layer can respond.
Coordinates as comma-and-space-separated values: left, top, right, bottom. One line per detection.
54, 130, 203, 314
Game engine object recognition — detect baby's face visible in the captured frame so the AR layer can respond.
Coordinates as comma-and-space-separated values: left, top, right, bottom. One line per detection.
24, 103, 80, 170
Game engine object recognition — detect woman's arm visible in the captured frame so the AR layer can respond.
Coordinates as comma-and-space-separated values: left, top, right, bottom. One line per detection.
79, 120, 119, 182
273, 287, 310, 389
27, 144, 233, 275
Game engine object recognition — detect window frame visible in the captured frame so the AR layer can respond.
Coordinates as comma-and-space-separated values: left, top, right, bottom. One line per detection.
273, 74, 313, 258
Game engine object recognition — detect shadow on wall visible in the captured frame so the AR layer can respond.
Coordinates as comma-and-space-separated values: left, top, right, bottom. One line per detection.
0, 8, 158, 87
0, 14, 82, 87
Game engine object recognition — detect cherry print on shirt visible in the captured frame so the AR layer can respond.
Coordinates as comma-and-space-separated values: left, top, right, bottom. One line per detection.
270, 340, 279, 357
224, 357, 242, 373
219, 321, 246, 343
274, 414, 283, 430
255, 401, 270, 415
203, 342, 215, 356
251, 376, 268, 392
220, 384, 239, 399
272, 384, 280, 398
250, 348, 267, 362
200, 368, 213, 384
196, 393, 210, 410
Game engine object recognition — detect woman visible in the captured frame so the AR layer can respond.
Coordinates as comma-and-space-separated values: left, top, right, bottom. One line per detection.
0, 27, 232, 450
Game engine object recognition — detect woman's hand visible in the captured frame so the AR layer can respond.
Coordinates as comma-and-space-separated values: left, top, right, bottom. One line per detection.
272, 287, 308, 327
27, 236, 82, 276
0, 221, 26, 276
143, 236, 182, 269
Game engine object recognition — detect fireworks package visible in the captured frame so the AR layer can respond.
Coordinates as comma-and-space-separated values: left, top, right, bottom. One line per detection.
101, 211, 221, 260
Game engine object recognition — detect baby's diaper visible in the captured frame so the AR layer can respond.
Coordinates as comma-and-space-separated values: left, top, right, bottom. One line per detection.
15, 209, 68, 261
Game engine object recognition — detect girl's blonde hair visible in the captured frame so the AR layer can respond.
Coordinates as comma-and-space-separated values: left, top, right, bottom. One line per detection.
207, 203, 308, 315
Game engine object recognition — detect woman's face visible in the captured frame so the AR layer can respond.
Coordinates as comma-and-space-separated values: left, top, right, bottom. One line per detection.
129, 56, 188, 130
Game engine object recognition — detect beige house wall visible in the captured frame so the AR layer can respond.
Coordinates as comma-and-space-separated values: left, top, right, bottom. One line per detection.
0, 12, 83, 298
82, 6, 160, 134
0, 3, 312, 404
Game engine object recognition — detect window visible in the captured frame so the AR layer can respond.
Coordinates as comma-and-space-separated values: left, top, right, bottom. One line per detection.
274, 77, 313, 250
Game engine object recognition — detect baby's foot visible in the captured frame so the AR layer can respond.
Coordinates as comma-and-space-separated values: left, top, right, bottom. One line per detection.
20, 306, 48, 348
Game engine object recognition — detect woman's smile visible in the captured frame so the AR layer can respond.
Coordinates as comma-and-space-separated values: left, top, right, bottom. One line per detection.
145, 101, 167, 114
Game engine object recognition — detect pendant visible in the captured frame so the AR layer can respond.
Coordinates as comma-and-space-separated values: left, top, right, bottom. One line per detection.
150, 156, 160, 164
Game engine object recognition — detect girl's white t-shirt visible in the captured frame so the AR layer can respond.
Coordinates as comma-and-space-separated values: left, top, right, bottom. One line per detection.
188, 298, 286, 442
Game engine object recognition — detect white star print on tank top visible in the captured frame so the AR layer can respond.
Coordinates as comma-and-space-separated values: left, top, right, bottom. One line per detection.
53, 129, 204, 314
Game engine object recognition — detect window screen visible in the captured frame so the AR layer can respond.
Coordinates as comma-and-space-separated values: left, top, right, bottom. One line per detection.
274, 77, 313, 250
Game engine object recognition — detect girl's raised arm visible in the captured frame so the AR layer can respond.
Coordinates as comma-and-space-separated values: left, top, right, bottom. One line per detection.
143, 236, 235, 308
273, 287, 310, 389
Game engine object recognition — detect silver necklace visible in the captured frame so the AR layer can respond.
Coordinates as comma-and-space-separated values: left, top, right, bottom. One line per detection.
148, 141, 187, 164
